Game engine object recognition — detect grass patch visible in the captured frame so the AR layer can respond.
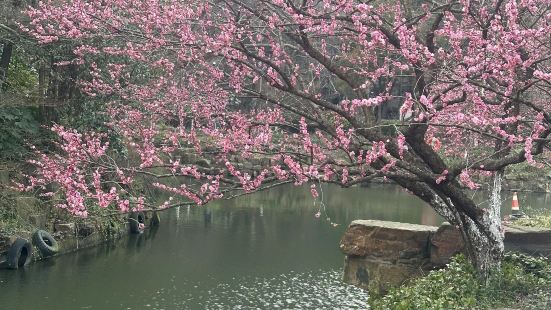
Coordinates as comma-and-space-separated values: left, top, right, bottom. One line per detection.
369, 253, 551, 310
513, 209, 551, 229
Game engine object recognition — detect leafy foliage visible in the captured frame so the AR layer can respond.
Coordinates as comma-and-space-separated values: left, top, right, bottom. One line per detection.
0, 192, 24, 236
0, 105, 41, 159
58, 98, 128, 156
3, 51, 38, 95
369, 254, 551, 310
17, 0, 551, 275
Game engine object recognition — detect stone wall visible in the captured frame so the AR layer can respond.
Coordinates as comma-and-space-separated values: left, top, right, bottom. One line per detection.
0, 210, 158, 269
340, 220, 551, 294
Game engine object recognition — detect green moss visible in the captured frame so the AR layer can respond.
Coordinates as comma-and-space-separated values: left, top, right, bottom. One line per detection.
369, 253, 551, 310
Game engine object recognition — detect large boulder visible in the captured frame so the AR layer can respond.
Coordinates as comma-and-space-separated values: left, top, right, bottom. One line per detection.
430, 222, 465, 266
340, 220, 437, 261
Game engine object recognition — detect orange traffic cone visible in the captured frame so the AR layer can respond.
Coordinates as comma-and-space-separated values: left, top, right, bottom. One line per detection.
511, 192, 522, 218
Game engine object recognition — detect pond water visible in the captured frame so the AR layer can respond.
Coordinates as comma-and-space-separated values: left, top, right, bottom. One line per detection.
0, 184, 549, 309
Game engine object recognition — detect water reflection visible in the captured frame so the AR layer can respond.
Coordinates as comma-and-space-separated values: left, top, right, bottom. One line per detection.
0, 184, 549, 310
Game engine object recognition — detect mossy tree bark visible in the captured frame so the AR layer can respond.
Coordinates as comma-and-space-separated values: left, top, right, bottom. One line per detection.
0, 42, 13, 92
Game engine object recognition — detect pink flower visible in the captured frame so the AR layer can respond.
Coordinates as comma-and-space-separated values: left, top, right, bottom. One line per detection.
436, 170, 448, 184
310, 184, 319, 198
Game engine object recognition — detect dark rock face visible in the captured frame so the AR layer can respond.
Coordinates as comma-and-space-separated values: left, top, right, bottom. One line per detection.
54, 222, 75, 234
77, 222, 95, 238
343, 255, 428, 293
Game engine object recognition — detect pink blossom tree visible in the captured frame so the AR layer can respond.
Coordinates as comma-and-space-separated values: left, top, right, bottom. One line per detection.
20, 0, 551, 276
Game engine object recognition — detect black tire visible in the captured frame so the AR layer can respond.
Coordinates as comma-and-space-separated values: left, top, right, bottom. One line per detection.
32, 230, 59, 257
7, 238, 32, 270
129, 211, 146, 234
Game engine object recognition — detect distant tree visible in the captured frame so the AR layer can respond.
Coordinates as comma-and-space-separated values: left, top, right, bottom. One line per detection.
21, 0, 551, 277
0, 0, 23, 91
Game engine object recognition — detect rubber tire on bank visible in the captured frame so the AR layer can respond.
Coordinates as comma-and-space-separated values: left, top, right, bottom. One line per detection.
7, 238, 32, 270
32, 230, 60, 257
129, 211, 146, 234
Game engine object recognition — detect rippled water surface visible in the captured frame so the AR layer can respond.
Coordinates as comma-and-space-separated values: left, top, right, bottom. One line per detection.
0, 184, 549, 309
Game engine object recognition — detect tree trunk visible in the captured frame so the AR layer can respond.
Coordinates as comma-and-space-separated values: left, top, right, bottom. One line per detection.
458, 172, 505, 279
394, 175, 505, 278
0, 42, 14, 91
38, 63, 47, 98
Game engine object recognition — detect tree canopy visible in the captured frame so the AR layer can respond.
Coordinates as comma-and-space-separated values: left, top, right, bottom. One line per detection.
18, 0, 551, 274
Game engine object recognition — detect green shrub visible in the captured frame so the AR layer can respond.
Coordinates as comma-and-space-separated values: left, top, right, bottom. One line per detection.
369, 253, 551, 310
58, 98, 127, 156
0, 105, 41, 159
2, 52, 38, 95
